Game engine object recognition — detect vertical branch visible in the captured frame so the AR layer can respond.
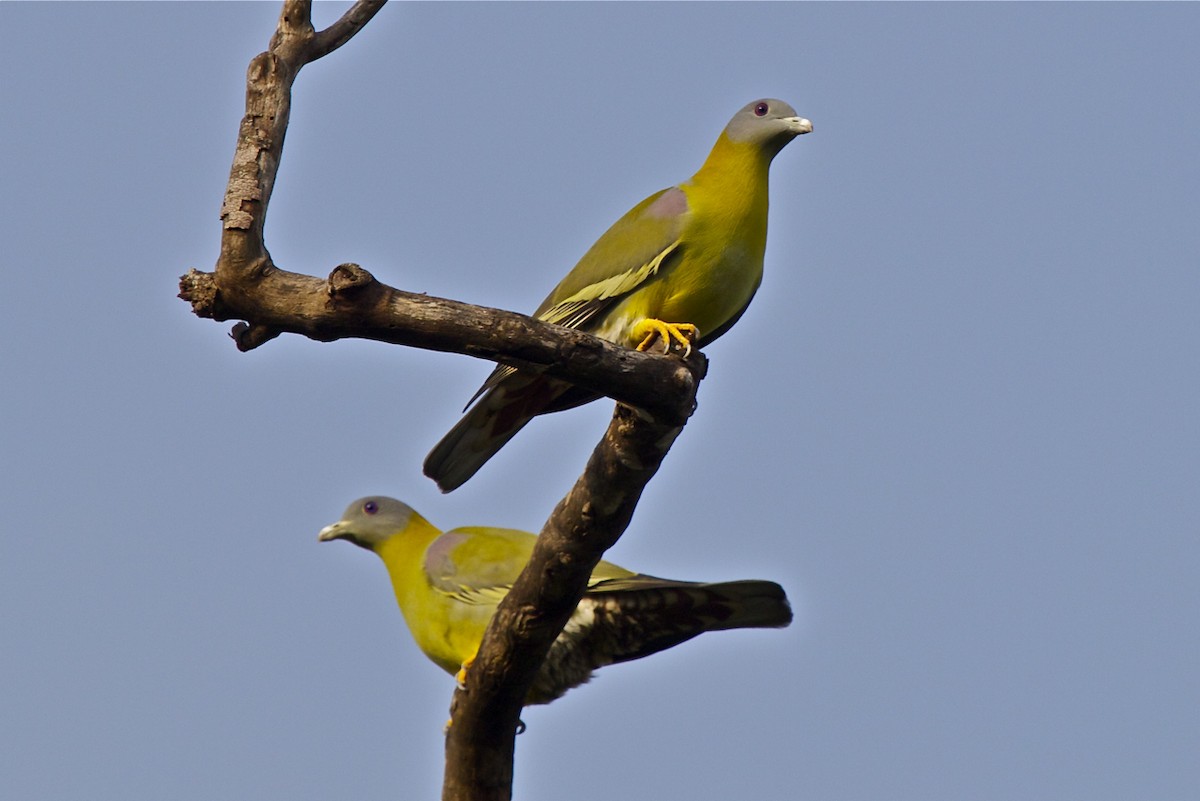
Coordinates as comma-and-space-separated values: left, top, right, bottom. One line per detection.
213, 0, 386, 341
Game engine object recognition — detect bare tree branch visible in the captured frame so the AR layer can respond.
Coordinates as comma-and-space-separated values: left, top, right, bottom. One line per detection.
442, 402, 693, 801
310, 0, 388, 60
179, 264, 702, 425
212, 0, 385, 276
180, 0, 697, 424
183, 5, 705, 800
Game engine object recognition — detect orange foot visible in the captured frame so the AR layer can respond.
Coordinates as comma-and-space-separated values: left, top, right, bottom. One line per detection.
632, 319, 700, 356
455, 653, 476, 690
444, 653, 479, 733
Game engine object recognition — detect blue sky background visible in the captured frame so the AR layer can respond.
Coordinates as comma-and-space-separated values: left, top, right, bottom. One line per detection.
3, 3, 1198, 800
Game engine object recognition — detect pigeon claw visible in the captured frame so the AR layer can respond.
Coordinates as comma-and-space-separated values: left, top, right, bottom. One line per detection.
455, 653, 476, 691
633, 319, 700, 357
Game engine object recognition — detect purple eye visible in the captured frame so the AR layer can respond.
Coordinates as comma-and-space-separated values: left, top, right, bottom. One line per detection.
363, 501, 378, 515
754, 102, 769, 117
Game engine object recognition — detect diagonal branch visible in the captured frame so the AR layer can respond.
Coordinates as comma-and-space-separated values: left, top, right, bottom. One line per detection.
310, 0, 388, 60
442, 403, 692, 801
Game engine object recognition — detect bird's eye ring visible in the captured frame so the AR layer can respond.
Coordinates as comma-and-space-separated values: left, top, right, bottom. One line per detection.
363, 500, 378, 515
754, 102, 769, 117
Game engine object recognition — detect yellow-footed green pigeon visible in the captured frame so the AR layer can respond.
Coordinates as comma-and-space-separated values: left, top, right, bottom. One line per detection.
319, 496, 793, 705
424, 99, 812, 491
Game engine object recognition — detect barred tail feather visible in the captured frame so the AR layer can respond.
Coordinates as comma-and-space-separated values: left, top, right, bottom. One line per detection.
581, 577, 792, 666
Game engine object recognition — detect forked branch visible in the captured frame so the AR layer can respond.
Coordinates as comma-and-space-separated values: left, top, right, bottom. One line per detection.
180, 4, 704, 800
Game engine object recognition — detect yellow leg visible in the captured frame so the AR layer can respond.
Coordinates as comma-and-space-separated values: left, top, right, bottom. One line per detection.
445, 653, 525, 735
455, 652, 477, 690
445, 651, 480, 733
632, 319, 700, 357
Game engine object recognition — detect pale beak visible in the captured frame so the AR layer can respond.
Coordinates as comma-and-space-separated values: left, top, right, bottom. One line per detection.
318, 521, 347, 542
784, 116, 813, 136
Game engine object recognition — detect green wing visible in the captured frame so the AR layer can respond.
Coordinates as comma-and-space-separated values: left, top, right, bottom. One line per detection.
532, 186, 689, 332
422, 528, 530, 606
422, 527, 637, 607
464, 186, 689, 402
